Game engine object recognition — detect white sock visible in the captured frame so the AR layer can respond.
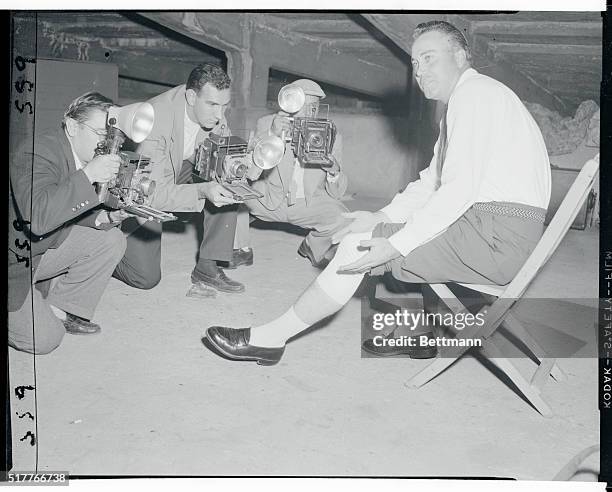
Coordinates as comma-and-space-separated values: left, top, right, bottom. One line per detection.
50, 305, 67, 321
249, 231, 373, 348
249, 307, 309, 348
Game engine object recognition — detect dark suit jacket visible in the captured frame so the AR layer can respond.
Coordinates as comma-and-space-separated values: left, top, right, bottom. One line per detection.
136, 84, 230, 212
251, 113, 348, 211
9, 129, 102, 311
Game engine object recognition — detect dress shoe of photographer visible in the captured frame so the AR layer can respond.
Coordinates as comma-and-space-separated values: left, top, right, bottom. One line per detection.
205, 326, 285, 366
62, 313, 101, 335
298, 240, 330, 268
191, 267, 245, 293
226, 248, 254, 269
362, 330, 437, 359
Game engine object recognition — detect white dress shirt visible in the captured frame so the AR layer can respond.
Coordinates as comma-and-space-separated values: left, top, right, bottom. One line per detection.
183, 108, 201, 161
292, 157, 306, 199
70, 147, 84, 170
380, 68, 551, 257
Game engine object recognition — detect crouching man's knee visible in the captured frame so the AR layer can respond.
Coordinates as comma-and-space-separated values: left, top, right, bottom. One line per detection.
132, 271, 161, 290
8, 316, 65, 355
104, 227, 128, 261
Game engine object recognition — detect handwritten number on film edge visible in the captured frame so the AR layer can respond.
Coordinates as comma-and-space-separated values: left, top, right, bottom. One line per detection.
13, 51, 38, 451
14, 56, 35, 117
13, 219, 32, 268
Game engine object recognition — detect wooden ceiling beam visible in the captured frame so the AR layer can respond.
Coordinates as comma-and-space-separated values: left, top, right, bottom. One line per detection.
501, 52, 602, 68
249, 22, 409, 97
471, 21, 602, 38
464, 12, 601, 22
449, 16, 571, 114
139, 12, 248, 52
488, 41, 601, 57
360, 13, 441, 53
285, 19, 363, 34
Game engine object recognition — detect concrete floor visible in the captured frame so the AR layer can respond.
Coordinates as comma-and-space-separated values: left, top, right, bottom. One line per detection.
9, 202, 600, 479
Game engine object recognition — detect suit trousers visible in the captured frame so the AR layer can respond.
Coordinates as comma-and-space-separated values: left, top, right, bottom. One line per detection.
247, 192, 351, 264
112, 160, 238, 289
8, 226, 127, 354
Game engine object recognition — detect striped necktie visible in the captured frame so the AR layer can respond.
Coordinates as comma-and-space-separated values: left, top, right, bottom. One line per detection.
435, 106, 448, 190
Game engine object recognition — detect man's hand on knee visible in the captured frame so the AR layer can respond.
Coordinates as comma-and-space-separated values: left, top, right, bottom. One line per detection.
331, 211, 389, 244
336, 238, 401, 274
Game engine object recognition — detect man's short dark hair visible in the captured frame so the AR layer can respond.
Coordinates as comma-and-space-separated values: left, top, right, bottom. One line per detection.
187, 63, 231, 93
62, 91, 114, 129
413, 20, 472, 63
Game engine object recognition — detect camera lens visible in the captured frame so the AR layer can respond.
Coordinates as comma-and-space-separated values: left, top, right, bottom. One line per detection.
307, 132, 323, 149
232, 162, 247, 178
225, 156, 248, 180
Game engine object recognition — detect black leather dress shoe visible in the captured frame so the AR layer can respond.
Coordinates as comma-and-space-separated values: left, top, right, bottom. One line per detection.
62, 313, 101, 335
226, 248, 254, 269
191, 267, 245, 293
205, 327, 285, 365
362, 330, 437, 359
298, 240, 329, 268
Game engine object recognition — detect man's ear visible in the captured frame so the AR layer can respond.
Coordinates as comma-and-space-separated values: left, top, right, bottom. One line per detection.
453, 48, 468, 69
185, 88, 197, 107
65, 118, 78, 137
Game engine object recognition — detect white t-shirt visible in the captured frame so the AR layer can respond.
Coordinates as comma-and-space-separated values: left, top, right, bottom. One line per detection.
183, 107, 201, 161
292, 158, 306, 199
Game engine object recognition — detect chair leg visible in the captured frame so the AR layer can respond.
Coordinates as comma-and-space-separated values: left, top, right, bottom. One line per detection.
407, 283, 488, 388
406, 322, 487, 388
531, 358, 557, 390
413, 284, 554, 417
406, 356, 459, 388
480, 339, 554, 417
503, 312, 567, 382
430, 284, 466, 314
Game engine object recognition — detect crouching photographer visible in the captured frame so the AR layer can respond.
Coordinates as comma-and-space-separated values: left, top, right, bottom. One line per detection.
112, 63, 244, 297
242, 79, 351, 268
9, 92, 130, 354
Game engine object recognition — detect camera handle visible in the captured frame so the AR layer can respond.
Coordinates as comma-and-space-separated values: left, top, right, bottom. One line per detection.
95, 124, 126, 203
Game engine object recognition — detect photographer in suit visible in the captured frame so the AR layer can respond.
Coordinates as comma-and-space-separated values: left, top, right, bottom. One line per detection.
9, 92, 128, 354
243, 79, 351, 268
112, 63, 244, 296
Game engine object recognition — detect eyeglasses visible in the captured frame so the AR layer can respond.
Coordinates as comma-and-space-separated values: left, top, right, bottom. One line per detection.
80, 121, 108, 138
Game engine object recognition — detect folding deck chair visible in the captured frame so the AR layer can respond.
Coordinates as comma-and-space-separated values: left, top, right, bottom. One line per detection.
405, 155, 600, 417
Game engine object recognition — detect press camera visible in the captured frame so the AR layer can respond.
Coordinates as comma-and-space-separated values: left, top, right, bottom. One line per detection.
278, 84, 337, 167
194, 133, 265, 201
95, 103, 176, 223
289, 117, 337, 167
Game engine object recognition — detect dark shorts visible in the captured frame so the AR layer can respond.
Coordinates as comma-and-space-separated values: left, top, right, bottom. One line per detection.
371, 202, 545, 286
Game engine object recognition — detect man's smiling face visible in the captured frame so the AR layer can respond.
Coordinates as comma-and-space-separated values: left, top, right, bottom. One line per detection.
411, 30, 467, 103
